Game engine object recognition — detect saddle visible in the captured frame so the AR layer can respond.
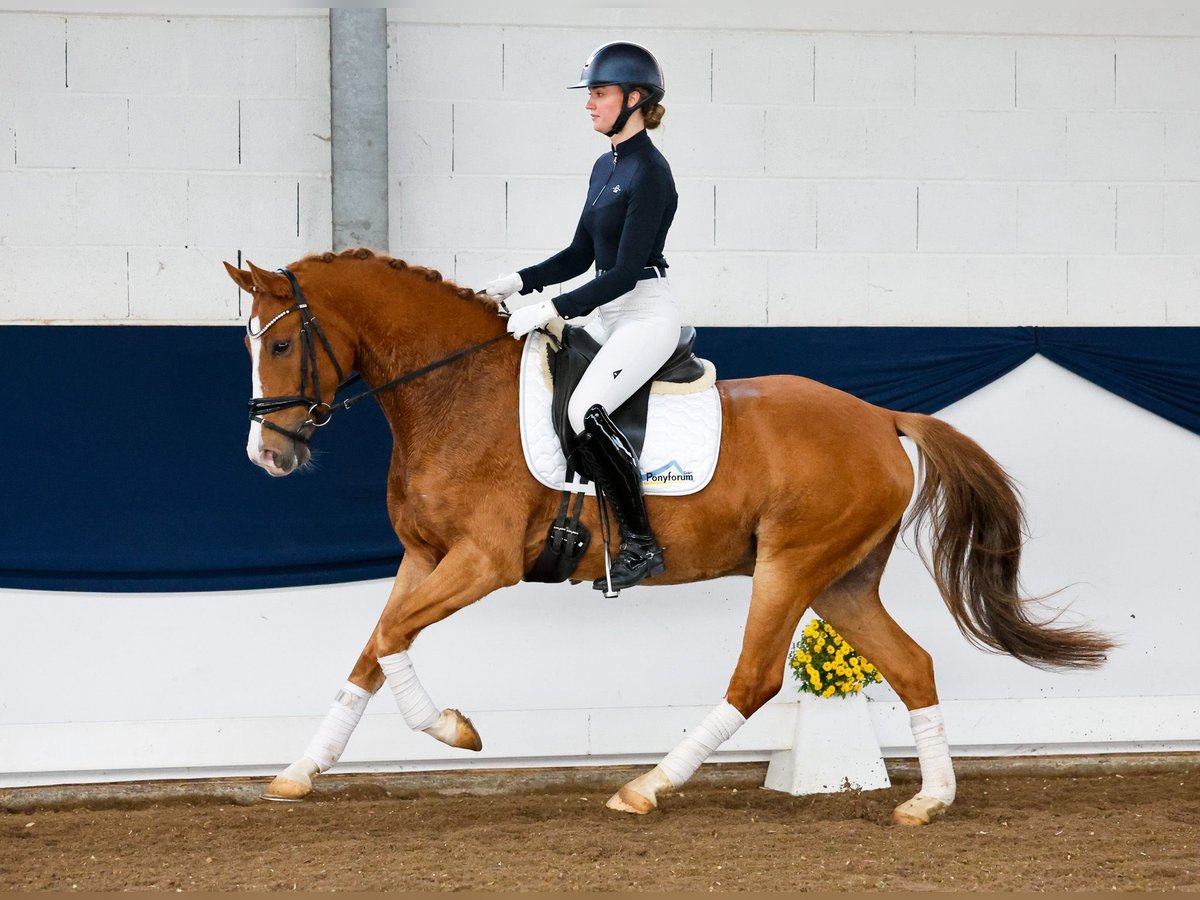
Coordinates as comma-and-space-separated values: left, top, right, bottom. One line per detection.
548, 324, 707, 474
525, 324, 708, 584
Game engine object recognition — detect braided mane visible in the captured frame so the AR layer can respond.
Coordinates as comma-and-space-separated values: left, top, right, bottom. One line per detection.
299, 247, 500, 312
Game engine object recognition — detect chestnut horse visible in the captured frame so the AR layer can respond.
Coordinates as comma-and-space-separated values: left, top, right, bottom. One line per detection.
225, 249, 1111, 826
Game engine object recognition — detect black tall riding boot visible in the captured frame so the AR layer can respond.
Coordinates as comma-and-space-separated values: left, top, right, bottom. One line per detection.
578, 404, 666, 593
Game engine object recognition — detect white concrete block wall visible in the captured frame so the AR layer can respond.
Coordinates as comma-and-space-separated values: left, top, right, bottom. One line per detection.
0, 11, 331, 323
388, 7, 1200, 326
2, 7, 1198, 324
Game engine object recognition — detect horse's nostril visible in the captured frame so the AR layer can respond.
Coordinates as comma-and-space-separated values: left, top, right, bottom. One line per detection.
261, 448, 280, 468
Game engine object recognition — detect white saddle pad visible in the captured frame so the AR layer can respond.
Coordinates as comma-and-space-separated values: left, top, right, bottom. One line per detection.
519, 329, 722, 497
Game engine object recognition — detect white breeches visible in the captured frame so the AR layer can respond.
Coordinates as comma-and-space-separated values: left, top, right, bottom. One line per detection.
567, 276, 682, 435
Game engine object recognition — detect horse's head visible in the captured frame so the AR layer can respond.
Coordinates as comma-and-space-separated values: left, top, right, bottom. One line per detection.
225, 260, 351, 477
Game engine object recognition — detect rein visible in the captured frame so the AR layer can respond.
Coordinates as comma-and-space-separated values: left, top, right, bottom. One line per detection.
247, 267, 508, 445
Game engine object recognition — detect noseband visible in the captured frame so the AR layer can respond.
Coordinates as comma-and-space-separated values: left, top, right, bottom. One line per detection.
247, 268, 508, 446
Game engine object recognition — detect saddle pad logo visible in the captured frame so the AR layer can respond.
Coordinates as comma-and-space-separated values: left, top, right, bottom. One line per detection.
643, 460, 694, 486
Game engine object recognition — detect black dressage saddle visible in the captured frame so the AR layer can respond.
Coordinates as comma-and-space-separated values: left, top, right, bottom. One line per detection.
547, 323, 706, 474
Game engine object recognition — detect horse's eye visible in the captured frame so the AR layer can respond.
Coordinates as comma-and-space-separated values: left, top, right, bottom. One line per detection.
271, 339, 291, 356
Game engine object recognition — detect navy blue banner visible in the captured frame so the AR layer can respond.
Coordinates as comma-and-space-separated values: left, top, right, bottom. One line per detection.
2, 325, 1197, 592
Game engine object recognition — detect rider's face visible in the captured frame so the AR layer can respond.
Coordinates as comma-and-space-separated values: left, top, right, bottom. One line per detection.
586, 85, 640, 135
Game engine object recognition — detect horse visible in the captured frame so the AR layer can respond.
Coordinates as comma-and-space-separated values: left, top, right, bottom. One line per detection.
224, 247, 1112, 826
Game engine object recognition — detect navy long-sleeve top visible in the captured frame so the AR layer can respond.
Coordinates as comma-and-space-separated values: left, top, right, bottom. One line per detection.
517, 129, 678, 319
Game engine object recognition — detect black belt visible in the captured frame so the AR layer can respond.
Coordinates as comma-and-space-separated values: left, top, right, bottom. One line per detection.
596, 265, 667, 281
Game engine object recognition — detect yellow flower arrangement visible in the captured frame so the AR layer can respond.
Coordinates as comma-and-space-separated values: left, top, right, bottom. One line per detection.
788, 618, 883, 698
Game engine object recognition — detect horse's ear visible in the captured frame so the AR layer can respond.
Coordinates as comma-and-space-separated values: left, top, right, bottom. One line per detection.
224, 261, 256, 294
245, 260, 291, 297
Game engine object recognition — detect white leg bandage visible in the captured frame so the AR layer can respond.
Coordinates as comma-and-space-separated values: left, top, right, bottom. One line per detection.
910, 704, 956, 804
302, 681, 373, 772
658, 700, 747, 788
379, 651, 440, 732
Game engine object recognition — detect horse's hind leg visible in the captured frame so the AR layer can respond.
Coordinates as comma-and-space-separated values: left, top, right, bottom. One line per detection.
811, 530, 956, 826
606, 550, 821, 814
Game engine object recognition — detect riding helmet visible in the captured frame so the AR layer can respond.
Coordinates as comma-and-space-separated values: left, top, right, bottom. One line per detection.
569, 41, 665, 136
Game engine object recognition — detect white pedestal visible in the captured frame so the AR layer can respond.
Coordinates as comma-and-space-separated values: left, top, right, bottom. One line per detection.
763, 692, 891, 795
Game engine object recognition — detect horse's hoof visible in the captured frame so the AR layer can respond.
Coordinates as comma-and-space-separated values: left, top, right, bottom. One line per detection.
424, 708, 484, 751
448, 708, 484, 752
892, 794, 949, 826
606, 785, 656, 814
262, 776, 311, 802
261, 757, 319, 802
605, 765, 672, 815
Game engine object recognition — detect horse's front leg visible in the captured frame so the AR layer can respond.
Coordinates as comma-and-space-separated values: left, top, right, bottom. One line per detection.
372, 540, 517, 750
263, 548, 437, 801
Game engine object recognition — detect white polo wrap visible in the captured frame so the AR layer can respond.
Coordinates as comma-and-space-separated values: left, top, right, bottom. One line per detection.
658, 700, 746, 788
910, 703, 956, 804
379, 650, 441, 731
303, 681, 372, 772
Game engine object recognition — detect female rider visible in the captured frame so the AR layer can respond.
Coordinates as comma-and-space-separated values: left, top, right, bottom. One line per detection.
485, 41, 680, 593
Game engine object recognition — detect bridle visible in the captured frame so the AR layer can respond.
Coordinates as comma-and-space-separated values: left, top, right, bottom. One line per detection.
246, 267, 508, 446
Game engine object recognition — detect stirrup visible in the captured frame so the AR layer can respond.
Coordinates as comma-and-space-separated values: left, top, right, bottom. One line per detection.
591, 538, 665, 594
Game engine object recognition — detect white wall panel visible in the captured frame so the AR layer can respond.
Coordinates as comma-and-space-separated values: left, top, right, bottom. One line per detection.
1165, 112, 1200, 178
1016, 38, 1116, 110
238, 99, 331, 174
1163, 183, 1200, 253
452, 101, 593, 176
75, 172, 189, 246
389, 24, 504, 101
715, 180, 815, 251
865, 110, 1069, 181
915, 37, 1015, 110
0, 95, 13, 172
0, 171, 76, 245
712, 32, 814, 106
817, 181, 917, 252
765, 108, 869, 180
814, 35, 914, 108
505, 176, 587, 251
918, 182, 1018, 253
394, 175, 506, 250
669, 179, 715, 252
1116, 184, 1164, 253
0, 13, 64, 92
765, 254, 870, 326
14, 93, 129, 169
1017, 184, 1116, 254
127, 96, 239, 171
66, 16, 186, 94
0, 246, 127, 321
388, 99, 453, 176
1064, 111, 1165, 181
127, 246, 240, 321
1067, 255, 1199, 323
1116, 37, 1200, 110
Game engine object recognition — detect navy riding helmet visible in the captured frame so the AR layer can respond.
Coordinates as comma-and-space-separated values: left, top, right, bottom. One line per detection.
568, 41, 665, 137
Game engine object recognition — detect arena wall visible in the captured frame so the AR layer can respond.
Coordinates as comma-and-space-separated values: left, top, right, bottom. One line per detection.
1, 5, 1197, 787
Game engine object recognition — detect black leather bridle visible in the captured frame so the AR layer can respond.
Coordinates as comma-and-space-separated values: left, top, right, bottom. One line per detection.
246, 268, 507, 446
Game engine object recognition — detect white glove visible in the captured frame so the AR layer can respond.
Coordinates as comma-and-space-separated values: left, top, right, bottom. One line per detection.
506, 298, 559, 339
484, 272, 522, 301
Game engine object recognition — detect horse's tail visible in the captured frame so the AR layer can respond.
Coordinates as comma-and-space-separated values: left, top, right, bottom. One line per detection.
895, 411, 1113, 670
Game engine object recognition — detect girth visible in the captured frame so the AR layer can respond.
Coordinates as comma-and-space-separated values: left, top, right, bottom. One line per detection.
548, 324, 706, 471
